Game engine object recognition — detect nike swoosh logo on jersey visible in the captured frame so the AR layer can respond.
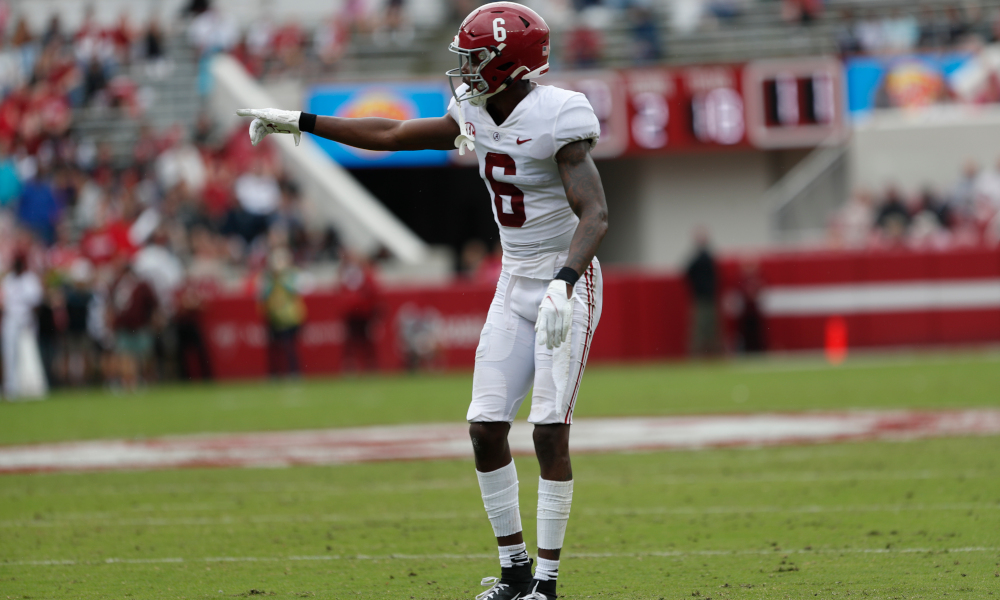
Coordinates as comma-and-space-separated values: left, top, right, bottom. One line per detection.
516, 137, 532, 145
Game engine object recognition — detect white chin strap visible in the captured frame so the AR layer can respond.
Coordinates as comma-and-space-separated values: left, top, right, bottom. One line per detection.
471, 66, 530, 108
453, 101, 476, 155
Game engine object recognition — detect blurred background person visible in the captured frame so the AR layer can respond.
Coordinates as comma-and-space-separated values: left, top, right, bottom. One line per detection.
35, 280, 64, 387
61, 258, 96, 386
1, 250, 46, 399
260, 246, 305, 378
684, 228, 721, 357
108, 257, 159, 392
874, 185, 912, 246
733, 259, 766, 354
339, 250, 379, 373
173, 275, 213, 381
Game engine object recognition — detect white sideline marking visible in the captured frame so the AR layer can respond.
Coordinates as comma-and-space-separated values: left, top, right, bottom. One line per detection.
1, 409, 999, 474
762, 279, 1000, 315
4, 547, 998, 568
3, 502, 997, 529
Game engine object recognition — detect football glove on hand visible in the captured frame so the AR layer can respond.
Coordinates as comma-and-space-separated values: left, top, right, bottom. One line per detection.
236, 108, 302, 146
535, 280, 573, 350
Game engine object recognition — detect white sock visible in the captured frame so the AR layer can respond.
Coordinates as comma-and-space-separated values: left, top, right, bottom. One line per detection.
534, 557, 560, 581
499, 542, 530, 569
537, 478, 573, 551
476, 461, 522, 538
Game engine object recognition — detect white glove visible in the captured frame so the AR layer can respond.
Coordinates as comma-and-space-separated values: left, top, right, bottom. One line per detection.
235, 108, 302, 146
535, 280, 573, 350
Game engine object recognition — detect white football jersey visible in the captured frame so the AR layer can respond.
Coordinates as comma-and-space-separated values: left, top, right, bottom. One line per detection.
448, 84, 601, 279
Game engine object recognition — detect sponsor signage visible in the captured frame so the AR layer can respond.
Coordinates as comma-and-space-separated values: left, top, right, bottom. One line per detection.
306, 82, 452, 168
844, 52, 974, 115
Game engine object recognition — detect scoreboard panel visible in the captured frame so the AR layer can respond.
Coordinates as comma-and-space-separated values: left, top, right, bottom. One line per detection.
550, 56, 847, 158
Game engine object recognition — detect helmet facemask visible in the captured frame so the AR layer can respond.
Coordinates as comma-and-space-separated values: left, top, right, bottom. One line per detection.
447, 40, 507, 107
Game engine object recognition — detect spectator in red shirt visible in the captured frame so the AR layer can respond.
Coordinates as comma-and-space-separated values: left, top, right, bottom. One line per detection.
34, 82, 71, 137
108, 258, 159, 391
80, 201, 136, 265
339, 250, 379, 372
271, 21, 305, 71
0, 85, 28, 145
565, 22, 603, 69
109, 12, 135, 66
201, 157, 235, 221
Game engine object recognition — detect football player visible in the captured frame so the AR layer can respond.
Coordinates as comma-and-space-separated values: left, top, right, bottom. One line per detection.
237, 3, 607, 598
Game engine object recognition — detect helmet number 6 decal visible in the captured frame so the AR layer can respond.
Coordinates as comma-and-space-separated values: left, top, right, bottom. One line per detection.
492, 18, 507, 42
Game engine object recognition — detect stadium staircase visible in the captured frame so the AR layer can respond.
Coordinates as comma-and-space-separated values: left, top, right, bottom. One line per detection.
71, 35, 201, 167
766, 143, 850, 244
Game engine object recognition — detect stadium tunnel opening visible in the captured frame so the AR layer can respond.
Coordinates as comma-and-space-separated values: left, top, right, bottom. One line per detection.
348, 166, 500, 271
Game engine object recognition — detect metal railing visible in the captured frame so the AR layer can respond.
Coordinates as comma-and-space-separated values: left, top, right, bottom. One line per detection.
767, 142, 851, 243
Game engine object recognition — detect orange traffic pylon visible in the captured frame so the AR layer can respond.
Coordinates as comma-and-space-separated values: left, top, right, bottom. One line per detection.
825, 316, 848, 365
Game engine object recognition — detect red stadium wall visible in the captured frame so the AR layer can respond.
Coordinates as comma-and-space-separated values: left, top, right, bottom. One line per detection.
203, 272, 690, 379
201, 248, 1000, 379
722, 247, 1000, 351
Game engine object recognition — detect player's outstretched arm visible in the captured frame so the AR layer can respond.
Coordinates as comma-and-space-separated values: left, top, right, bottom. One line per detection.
557, 140, 609, 281
311, 115, 460, 152
235, 108, 461, 152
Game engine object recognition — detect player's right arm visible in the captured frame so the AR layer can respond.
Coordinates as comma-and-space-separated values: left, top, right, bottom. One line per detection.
235, 107, 460, 152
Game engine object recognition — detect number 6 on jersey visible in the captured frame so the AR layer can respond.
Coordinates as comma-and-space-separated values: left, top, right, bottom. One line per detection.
485, 152, 525, 228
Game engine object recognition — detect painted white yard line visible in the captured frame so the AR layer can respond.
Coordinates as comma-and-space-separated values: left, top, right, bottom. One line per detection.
4, 547, 998, 568
2, 409, 999, 474
4, 502, 997, 529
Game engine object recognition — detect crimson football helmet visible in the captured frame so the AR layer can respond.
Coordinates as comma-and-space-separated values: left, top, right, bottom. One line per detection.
447, 2, 550, 107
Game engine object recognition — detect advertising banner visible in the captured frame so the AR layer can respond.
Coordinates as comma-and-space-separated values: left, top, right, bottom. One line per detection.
306, 82, 452, 168
845, 53, 975, 115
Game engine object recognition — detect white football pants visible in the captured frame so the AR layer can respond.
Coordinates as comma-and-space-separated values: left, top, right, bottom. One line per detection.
468, 258, 602, 425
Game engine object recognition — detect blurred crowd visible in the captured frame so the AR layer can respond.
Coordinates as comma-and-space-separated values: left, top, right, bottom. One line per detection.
831, 158, 1000, 250
189, 4, 354, 80
0, 7, 362, 398
836, 3, 1000, 56
0, 7, 171, 120
174, 0, 1000, 77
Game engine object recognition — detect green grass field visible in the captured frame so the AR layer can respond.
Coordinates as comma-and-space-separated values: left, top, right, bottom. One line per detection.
2, 352, 1000, 599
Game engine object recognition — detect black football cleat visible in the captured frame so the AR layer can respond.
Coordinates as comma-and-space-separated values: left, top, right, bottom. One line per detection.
474, 560, 534, 600
523, 578, 557, 600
